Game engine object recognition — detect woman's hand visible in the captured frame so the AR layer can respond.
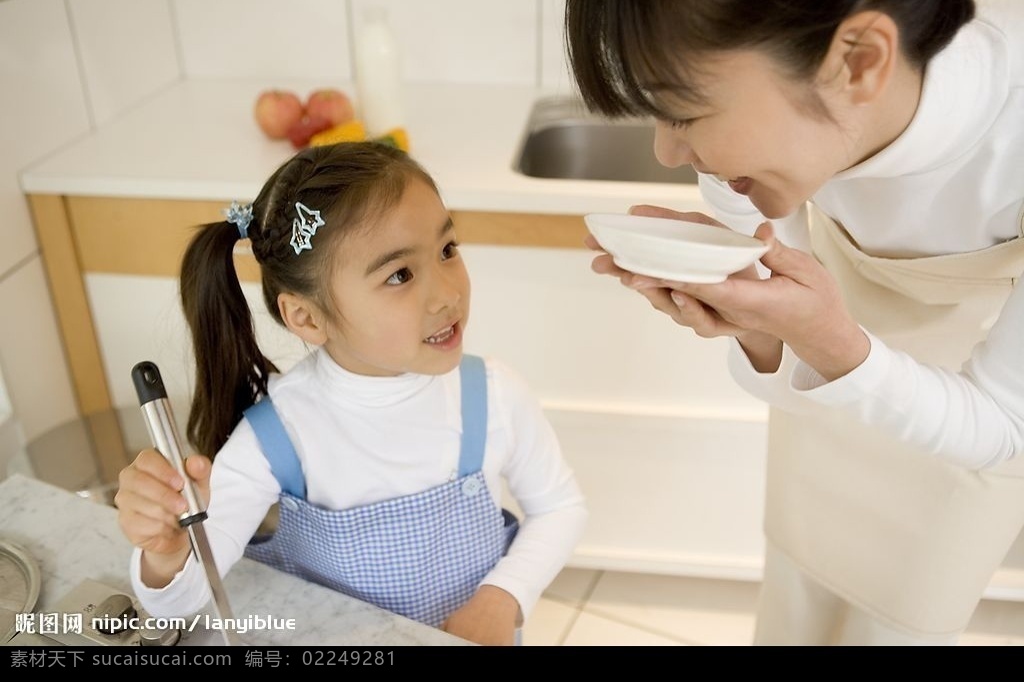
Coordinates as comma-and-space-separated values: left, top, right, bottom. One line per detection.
657, 222, 871, 381
114, 448, 212, 587
587, 205, 784, 371
587, 207, 870, 379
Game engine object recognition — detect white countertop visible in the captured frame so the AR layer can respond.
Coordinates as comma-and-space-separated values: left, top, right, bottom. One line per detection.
0, 474, 470, 647
19, 79, 705, 215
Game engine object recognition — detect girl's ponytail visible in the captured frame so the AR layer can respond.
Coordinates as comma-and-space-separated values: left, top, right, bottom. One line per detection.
179, 220, 277, 457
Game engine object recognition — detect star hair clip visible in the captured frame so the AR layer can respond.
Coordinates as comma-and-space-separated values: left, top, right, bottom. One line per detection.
290, 202, 325, 254
223, 201, 254, 239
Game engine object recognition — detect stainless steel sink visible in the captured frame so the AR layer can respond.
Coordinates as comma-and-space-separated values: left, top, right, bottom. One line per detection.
513, 96, 698, 184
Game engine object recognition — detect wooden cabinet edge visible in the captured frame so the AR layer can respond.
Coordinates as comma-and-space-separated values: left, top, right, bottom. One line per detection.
26, 194, 113, 415
62, 197, 587, 283
451, 210, 588, 249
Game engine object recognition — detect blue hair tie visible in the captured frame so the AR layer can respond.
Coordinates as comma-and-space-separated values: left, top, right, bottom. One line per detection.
224, 201, 254, 239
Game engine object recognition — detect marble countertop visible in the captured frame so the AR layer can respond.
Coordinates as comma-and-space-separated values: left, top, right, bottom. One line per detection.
0, 474, 470, 647
19, 79, 706, 216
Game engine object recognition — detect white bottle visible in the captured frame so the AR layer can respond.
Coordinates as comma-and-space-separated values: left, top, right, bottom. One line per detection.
354, 7, 405, 138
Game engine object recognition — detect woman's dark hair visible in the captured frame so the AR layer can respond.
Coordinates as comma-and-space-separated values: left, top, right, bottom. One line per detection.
566, 0, 975, 120
180, 141, 438, 456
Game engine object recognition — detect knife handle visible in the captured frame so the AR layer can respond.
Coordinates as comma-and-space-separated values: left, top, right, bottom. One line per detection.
131, 361, 207, 527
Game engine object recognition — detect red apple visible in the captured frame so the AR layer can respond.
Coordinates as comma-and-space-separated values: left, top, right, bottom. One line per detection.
305, 88, 355, 127
286, 114, 333, 149
254, 89, 304, 140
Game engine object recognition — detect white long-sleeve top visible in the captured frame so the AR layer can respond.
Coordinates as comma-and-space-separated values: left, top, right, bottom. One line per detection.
131, 349, 588, 621
705, 0, 1024, 470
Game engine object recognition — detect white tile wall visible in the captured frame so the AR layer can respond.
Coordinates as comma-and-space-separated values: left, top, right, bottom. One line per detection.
351, 0, 538, 85
540, 0, 574, 94
0, 0, 91, 277
171, 0, 555, 87
0, 365, 10, 419
0, 362, 14, 467
0, 0, 90, 442
67, 0, 181, 126
173, 0, 352, 82
0, 174, 39, 280
0, 258, 79, 441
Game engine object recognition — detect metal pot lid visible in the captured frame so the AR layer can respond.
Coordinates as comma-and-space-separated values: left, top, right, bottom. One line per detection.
0, 540, 41, 644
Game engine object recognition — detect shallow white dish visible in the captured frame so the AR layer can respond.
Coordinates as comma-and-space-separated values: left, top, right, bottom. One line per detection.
584, 213, 768, 283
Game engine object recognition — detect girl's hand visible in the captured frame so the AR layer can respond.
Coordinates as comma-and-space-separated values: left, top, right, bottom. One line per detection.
441, 585, 519, 646
114, 448, 212, 587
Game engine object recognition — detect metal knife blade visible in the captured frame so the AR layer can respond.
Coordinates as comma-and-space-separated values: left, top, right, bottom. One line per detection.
131, 361, 240, 646
186, 521, 241, 646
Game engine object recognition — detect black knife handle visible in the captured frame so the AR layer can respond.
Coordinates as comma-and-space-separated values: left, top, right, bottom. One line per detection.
132, 360, 167, 404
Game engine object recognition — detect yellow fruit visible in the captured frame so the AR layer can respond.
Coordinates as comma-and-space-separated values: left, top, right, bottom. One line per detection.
373, 127, 410, 152
309, 120, 367, 147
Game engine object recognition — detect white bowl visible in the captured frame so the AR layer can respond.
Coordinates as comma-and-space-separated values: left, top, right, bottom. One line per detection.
584, 213, 768, 283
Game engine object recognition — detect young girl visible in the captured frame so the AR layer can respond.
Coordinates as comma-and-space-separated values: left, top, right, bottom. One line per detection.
115, 141, 588, 646
566, 0, 1023, 645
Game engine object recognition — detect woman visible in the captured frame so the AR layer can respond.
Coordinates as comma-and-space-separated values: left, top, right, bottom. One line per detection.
565, 0, 1024, 645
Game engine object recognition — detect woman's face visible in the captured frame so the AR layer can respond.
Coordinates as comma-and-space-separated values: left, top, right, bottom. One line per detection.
319, 177, 470, 377
652, 49, 863, 219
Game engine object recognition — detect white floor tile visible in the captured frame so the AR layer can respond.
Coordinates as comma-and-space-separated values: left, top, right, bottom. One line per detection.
525, 570, 1024, 647
958, 632, 1024, 646
542, 567, 600, 607
584, 572, 759, 646
562, 611, 688, 646
963, 599, 1024, 645
521, 597, 580, 646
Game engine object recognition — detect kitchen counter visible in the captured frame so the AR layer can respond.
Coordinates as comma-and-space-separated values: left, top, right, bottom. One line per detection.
0, 474, 470, 647
20, 79, 703, 214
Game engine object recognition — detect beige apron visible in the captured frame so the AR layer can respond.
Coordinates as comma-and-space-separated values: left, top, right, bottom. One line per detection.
765, 205, 1024, 636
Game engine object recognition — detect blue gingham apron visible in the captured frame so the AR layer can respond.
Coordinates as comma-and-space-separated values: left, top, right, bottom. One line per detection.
241, 354, 520, 628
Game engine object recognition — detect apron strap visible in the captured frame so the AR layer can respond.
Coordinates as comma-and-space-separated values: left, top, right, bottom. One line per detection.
244, 397, 307, 499
457, 354, 488, 477
243, 355, 488, 494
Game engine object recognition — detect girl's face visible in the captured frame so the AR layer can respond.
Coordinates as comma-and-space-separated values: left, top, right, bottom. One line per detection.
320, 177, 470, 377
651, 49, 863, 219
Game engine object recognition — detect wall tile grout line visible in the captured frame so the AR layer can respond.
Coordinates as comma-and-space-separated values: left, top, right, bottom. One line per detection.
0, 252, 38, 287
61, 0, 96, 131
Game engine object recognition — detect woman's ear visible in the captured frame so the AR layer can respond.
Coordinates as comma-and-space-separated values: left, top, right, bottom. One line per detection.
819, 10, 899, 106
278, 292, 328, 346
